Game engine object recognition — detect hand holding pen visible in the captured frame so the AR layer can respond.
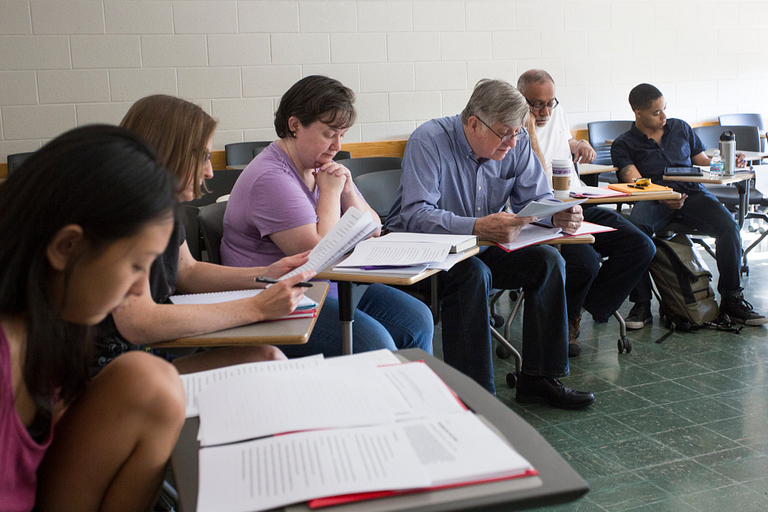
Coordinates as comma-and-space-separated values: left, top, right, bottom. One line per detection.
251, 270, 315, 322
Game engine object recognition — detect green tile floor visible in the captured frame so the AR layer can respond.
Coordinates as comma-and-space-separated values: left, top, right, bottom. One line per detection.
432, 232, 768, 511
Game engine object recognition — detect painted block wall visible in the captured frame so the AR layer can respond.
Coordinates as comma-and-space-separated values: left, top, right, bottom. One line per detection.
0, 0, 766, 160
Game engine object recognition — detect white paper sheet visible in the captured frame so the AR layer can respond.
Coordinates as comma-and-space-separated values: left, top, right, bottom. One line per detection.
375, 362, 466, 421
325, 348, 402, 367
197, 423, 431, 512
496, 223, 564, 252
169, 289, 316, 310
196, 367, 395, 446
280, 207, 379, 280
515, 197, 586, 218
334, 241, 451, 268
196, 412, 535, 512
180, 355, 325, 418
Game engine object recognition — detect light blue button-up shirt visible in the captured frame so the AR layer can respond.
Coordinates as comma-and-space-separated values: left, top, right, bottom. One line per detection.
386, 113, 553, 235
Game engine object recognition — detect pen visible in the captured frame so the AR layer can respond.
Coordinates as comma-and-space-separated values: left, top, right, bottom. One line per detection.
254, 276, 313, 288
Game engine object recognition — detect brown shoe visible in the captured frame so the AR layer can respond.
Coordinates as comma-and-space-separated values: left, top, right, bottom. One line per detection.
568, 316, 582, 357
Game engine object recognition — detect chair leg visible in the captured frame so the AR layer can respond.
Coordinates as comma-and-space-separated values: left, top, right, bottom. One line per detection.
613, 311, 632, 354
692, 237, 717, 260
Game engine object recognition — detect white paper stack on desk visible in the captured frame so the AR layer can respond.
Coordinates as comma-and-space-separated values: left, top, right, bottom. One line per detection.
331, 232, 478, 273
188, 351, 537, 512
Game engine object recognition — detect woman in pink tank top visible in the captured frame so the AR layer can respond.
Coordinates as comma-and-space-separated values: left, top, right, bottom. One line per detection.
0, 126, 185, 511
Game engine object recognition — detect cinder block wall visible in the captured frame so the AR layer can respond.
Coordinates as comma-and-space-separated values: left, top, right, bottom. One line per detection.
1, 1, 766, 161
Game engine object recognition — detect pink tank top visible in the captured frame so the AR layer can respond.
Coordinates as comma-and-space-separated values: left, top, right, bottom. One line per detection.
0, 324, 52, 512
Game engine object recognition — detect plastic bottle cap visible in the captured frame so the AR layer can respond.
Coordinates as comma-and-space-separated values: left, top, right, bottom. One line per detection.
720, 130, 735, 141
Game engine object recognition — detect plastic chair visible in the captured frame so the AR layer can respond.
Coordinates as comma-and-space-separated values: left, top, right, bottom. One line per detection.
692, 125, 760, 152
334, 150, 352, 161
352, 169, 402, 224
183, 169, 243, 208
6, 151, 33, 175
198, 201, 227, 265
342, 156, 403, 180
225, 141, 271, 166
179, 204, 203, 262
719, 113, 765, 150
587, 120, 633, 167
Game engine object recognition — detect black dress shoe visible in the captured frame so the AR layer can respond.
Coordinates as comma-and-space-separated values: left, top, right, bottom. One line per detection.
516, 373, 595, 410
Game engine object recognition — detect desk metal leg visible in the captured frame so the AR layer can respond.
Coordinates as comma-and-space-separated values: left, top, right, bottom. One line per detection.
338, 281, 354, 355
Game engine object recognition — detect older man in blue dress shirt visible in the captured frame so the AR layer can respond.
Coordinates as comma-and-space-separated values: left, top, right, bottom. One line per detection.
386, 79, 595, 409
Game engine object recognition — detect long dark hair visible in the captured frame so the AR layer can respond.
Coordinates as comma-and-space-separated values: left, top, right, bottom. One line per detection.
274, 75, 356, 139
0, 124, 176, 418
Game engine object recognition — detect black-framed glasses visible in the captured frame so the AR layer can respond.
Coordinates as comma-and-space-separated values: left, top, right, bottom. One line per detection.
526, 98, 559, 111
476, 117, 519, 144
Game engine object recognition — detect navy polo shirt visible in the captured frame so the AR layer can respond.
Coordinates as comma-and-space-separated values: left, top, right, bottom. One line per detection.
611, 118, 705, 194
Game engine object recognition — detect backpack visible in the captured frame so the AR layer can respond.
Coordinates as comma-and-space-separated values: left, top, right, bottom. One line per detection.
649, 234, 719, 332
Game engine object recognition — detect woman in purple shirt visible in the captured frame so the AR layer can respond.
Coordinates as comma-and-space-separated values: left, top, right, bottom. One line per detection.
0, 126, 184, 511
222, 76, 433, 356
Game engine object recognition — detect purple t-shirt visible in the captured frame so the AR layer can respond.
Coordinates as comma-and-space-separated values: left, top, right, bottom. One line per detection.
221, 143, 320, 268
221, 142, 367, 269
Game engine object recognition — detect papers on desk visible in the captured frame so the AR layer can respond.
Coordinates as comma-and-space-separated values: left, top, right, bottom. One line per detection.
570, 186, 630, 198
515, 197, 586, 218
280, 206, 380, 280
193, 352, 536, 512
168, 289, 318, 320
330, 232, 478, 272
495, 221, 616, 252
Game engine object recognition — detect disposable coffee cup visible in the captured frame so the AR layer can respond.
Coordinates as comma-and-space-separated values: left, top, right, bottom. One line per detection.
551, 159, 572, 199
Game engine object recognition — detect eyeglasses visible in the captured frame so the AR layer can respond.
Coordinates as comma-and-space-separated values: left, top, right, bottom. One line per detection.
203, 150, 211, 163
526, 98, 559, 111
476, 117, 519, 144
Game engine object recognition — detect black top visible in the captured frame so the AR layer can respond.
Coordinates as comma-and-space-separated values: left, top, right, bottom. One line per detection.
92, 217, 185, 372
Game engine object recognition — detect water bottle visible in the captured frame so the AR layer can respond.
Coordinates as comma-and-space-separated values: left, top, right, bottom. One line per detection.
710, 149, 724, 178
719, 130, 736, 176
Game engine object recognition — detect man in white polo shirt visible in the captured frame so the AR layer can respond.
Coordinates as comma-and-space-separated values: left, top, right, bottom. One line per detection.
517, 69, 655, 350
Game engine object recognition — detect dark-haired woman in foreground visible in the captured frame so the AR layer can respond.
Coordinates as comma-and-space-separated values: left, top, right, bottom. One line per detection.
0, 125, 183, 511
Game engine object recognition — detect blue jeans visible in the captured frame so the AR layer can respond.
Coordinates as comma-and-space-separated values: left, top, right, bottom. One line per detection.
627, 187, 742, 303
439, 245, 569, 395
561, 207, 656, 323
281, 283, 434, 358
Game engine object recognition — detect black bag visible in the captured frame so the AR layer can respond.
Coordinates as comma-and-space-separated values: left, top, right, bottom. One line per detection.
649, 234, 719, 332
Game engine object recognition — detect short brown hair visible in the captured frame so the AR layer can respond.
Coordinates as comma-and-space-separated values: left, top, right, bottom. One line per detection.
274, 76, 356, 139
120, 95, 217, 199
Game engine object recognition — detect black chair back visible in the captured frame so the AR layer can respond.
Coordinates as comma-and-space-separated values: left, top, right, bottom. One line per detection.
179, 204, 203, 261
6, 152, 33, 175
342, 157, 403, 179
334, 150, 352, 161
587, 121, 633, 166
198, 201, 228, 265
183, 169, 244, 208
692, 125, 760, 152
225, 141, 271, 166
353, 169, 403, 223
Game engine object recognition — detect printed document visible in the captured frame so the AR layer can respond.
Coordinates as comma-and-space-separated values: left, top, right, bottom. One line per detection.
515, 197, 586, 218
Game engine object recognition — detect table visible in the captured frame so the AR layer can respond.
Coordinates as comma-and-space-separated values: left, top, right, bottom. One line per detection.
170, 348, 589, 512
564, 189, 682, 205
704, 148, 768, 162
152, 283, 329, 348
316, 248, 479, 355
664, 170, 755, 229
578, 163, 617, 175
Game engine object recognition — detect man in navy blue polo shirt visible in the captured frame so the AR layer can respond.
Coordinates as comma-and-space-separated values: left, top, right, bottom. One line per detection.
611, 83, 766, 327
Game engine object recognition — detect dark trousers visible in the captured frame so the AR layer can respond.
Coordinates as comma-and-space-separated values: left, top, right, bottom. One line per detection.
561, 207, 656, 322
627, 187, 742, 303
439, 245, 569, 395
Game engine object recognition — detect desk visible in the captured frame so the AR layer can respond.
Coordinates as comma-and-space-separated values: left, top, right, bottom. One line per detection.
170, 348, 589, 512
664, 170, 754, 229
316, 248, 479, 355
565, 190, 682, 205
152, 283, 328, 348
704, 148, 768, 162
578, 163, 617, 175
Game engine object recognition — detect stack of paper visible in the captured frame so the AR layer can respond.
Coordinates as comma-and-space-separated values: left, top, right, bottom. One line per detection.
496, 221, 616, 252
169, 289, 318, 320
188, 353, 537, 512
